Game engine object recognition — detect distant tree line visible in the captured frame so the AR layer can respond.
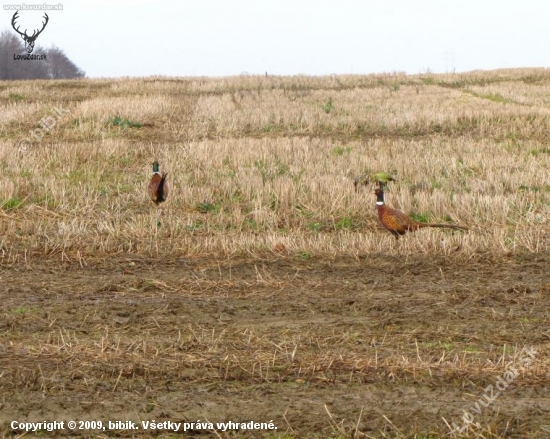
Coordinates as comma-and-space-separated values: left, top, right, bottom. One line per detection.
0, 31, 85, 80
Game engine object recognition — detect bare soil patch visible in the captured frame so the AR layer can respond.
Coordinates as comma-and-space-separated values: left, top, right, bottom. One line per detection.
1, 253, 549, 438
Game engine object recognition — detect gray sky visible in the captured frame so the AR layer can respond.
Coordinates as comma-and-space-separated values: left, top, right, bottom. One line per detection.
1, 0, 549, 77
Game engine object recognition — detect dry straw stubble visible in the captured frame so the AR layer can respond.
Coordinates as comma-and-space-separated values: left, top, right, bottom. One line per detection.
1, 70, 550, 263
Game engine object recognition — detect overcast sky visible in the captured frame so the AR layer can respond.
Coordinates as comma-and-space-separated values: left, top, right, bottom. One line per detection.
1, 0, 548, 78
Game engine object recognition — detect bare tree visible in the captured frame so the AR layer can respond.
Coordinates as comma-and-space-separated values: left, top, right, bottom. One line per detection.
46, 46, 85, 79
0, 31, 85, 80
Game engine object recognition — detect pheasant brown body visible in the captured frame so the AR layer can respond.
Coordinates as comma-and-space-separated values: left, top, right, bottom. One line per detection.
375, 189, 467, 238
148, 161, 168, 205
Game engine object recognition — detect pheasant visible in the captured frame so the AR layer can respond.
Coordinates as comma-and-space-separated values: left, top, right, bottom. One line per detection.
148, 161, 168, 205
355, 172, 396, 192
374, 188, 467, 238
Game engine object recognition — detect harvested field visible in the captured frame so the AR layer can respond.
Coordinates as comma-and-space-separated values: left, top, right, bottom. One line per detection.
1, 69, 550, 438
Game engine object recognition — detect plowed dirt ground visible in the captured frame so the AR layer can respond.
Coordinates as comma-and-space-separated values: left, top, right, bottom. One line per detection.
1, 253, 549, 438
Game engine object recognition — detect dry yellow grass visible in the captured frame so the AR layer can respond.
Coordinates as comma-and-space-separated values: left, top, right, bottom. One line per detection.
1, 69, 550, 264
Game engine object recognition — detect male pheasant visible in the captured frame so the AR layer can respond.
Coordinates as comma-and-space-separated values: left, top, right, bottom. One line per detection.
148, 161, 168, 205
375, 188, 467, 238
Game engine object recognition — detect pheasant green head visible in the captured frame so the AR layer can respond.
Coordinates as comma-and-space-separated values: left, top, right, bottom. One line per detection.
374, 188, 385, 204
152, 161, 160, 173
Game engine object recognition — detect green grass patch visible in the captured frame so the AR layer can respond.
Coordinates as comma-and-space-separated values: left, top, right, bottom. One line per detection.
2, 197, 24, 210
335, 217, 352, 230
464, 89, 515, 104
409, 211, 430, 223
419, 77, 436, 85
306, 222, 322, 233
518, 317, 540, 323
332, 145, 352, 156
322, 97, 334, 114
529, 148, 550, 156
107, 115, 142, 129
8, 93, 24, 101
195, 202, 218, 214
296, 250, 312, 260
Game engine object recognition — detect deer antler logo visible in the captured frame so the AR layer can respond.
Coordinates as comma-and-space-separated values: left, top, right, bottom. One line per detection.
11, 11, 49, 54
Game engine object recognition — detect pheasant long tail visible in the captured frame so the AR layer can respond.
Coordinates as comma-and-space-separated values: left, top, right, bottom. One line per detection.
157, 173, 167, 197
417, 223, 468, 231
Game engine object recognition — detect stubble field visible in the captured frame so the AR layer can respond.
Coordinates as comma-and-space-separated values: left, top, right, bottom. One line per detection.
1, 69, 550, 438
